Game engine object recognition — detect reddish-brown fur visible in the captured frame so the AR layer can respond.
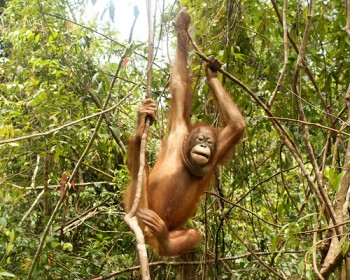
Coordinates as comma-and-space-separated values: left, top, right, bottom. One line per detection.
124, 9, 245, 256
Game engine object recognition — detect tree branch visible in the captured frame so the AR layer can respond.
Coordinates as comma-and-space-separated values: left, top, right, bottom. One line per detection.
320, 84, 350, 277
123, 1, 157, 279
268, 0, 288, 107
344, 0, 350, 39
291, 0, 339, 234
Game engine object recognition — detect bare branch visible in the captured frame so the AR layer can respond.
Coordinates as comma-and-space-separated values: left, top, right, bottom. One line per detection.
18, 155, 42, 226
344, 0, 350, 39
320, 84, 350, 277
123, 1, 158, 279
207, 191, 282, 228
297, 220, 350, 235
124, 121, 151, 280
291, 0, 339, 233
313, 232, 325, 280
19, 190, 45, 227
88, 90, 126, 154
30, 154, 41, 189
266, 116, 350, 136
222, 210, 286, 279
268, 0, 288, 107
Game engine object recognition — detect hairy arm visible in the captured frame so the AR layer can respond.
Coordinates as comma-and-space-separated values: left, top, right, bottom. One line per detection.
169, 8, 191, 132
127, 99, 157, 178
206, 57, 245, 163
138, 208, 201, 256
124, 99, 156, 211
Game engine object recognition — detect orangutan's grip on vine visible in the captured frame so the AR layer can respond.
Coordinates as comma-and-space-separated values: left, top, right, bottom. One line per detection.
124, 8, 245, 256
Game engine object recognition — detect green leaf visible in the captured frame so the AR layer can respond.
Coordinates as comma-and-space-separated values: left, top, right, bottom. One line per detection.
327, 167, 345, 191
92, 72, 99, 84
62, 242, 73, 252
0, 217, 7, 228
97, 82, 103, 94
0, 271, 16, 277
8, 142, 20, 147
110, 126, 119, 136
342, 242, 350, 257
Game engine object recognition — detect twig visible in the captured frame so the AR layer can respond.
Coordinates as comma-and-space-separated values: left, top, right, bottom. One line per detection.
19, 155, 42, 226
28, 172, 70, 279
344, 0, 350, 39
342, 172, 350, 223
88, 90, 126, 154
313, 232, 325, 280
19, 190, 45, 227
70, 158, 114, 179
146, 0, 155, 99
266, 116, 350, 136
207, 191, 282, 228
279, 144, 300, 214
60, 196, 113, 229
44, 12, 125, 48
341, 85, 350, 219
222, 210, 286, 279
30, 154, 41, 189
11, 181, 117, 190
293, 0, 314, 69
297, 220, 350, 235
268, 0, 288, 107
62, 210, 99, 233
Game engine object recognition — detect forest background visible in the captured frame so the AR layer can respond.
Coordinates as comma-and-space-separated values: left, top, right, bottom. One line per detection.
0, 0, 350, 279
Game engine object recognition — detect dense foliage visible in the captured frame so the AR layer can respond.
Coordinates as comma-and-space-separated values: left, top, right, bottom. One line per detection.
0, 0, 350, 279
